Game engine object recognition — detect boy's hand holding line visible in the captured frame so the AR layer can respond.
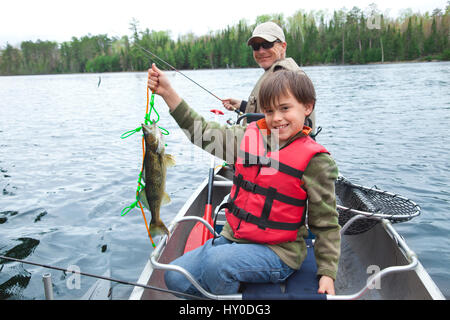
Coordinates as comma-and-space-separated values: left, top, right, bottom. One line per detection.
148, 63, 181, 112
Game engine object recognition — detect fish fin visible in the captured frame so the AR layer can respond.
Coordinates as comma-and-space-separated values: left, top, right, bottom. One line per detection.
164, 154, 176, 167
161, 192, 171, 206
149, 220, 170, 236
138, 188, 150, 210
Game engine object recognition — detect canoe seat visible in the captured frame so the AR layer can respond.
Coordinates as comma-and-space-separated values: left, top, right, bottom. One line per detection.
240, 239, 327, 300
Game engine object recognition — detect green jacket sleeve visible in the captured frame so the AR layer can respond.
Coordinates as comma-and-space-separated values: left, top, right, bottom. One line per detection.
170, 99, 245, 164
303, 153, 341, 280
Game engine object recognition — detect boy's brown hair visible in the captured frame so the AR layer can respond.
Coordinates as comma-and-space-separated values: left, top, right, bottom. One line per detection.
259, 70, 316, 112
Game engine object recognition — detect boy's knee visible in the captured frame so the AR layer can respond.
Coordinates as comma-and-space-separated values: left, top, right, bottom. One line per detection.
164, 270, 185, 292
203, 253, 234, 280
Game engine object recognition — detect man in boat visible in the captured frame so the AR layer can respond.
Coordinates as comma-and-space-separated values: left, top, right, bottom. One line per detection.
222, 21, 316, 132
148, 64, 340, 296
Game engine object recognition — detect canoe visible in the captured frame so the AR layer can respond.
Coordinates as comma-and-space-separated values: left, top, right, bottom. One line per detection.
129, 165, 445, 300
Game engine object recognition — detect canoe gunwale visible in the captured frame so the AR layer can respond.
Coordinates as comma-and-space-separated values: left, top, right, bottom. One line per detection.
147, 215, 431, 300
130, 168, 445, 300
330, 218, 419, 300
150, 216, 242, 300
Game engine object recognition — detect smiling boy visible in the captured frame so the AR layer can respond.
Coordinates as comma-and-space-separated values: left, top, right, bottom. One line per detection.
259, 69, 316, 144
148, 64, 341, 296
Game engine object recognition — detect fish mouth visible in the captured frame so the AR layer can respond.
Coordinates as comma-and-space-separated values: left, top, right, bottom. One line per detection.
142, 123, 162, 136
142, 123, 164, 152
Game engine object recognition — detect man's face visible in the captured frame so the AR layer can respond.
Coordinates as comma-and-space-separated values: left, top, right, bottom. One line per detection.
251, 38, 287, 70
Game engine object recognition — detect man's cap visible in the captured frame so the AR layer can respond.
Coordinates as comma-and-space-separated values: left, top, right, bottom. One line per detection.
247, 22, 286, 45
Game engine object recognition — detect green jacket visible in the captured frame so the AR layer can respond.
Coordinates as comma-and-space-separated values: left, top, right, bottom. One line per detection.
170, 99, 341, 280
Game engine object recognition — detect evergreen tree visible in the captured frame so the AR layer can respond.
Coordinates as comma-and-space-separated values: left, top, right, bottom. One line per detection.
1, 4, 449, 76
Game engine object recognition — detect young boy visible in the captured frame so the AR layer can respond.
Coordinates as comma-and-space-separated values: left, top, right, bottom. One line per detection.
148, 64, 341, 296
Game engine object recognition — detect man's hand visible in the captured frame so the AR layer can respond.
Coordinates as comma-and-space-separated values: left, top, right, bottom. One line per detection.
222, 98, 242, 112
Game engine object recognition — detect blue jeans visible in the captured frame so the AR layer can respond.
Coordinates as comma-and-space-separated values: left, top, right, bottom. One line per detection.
164, 236, 295, 297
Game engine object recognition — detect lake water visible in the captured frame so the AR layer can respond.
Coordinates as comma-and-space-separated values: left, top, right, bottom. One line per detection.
1, 62, 449, 299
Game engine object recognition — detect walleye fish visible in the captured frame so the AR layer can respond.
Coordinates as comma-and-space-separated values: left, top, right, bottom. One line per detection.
140, 123, 175, 236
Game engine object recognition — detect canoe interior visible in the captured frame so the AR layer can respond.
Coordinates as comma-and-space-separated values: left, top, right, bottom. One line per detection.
337, 223, 433, 299
140, 167, 436, 300
141, 167, 233, 300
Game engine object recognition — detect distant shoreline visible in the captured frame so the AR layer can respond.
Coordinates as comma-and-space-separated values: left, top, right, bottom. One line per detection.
0, 59, 447, 77
301, 58, 445, 68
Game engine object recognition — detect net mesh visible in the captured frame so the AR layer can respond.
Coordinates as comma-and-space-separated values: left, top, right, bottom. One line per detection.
335, 176, 420, 235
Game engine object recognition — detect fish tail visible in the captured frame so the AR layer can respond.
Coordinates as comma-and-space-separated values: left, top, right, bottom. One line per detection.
149, 219, 170, 236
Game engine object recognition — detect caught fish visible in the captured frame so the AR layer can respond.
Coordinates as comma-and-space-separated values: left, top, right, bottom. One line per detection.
139, 123, 175, 236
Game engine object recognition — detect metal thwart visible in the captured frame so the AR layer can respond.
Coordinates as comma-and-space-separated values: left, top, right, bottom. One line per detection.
149, 213, 424, 300
150, 216, 241, 300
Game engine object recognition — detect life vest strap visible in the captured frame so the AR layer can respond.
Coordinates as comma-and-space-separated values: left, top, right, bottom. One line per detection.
220, 201, 303, 231
233, 175, 306, 207
239, 151, 304, 179
259, 186, 277, 230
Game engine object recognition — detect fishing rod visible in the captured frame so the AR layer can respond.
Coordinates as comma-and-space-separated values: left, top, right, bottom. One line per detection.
135, 42, 222, 101
0, 255, 207, 300
134, 42, 244, 116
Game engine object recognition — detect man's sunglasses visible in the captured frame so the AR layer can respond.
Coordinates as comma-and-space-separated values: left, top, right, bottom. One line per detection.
250, 40, 281, 51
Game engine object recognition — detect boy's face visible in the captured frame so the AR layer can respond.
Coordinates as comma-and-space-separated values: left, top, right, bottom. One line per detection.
263, 91, 313, 144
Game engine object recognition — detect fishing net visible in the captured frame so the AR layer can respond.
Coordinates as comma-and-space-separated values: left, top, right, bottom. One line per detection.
335, 176, 421, 235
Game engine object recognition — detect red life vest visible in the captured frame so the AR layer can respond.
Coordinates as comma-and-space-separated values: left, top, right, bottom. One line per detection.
225, 119, 329, 244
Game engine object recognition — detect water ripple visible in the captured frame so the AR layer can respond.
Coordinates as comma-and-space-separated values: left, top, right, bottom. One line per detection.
1, 62, 449, 299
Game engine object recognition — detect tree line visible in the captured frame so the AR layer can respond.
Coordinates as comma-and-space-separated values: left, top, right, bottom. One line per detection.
1, 4, 449, 76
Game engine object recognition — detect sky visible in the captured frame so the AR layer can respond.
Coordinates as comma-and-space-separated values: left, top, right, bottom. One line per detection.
0, 0, 448, 47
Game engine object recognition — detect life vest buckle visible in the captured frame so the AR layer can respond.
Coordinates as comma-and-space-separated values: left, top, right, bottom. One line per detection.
242, 212, 251, 222
258, 156, 271, 166
242, 180, 257, 193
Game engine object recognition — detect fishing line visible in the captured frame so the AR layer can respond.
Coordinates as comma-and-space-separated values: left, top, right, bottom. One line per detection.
121, 41, 242, 248
134, 42, 224, 102
121, 85, 170, 249
107, 29, 242, 115
135, 43, 245, 116
0, 255, 208, 300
